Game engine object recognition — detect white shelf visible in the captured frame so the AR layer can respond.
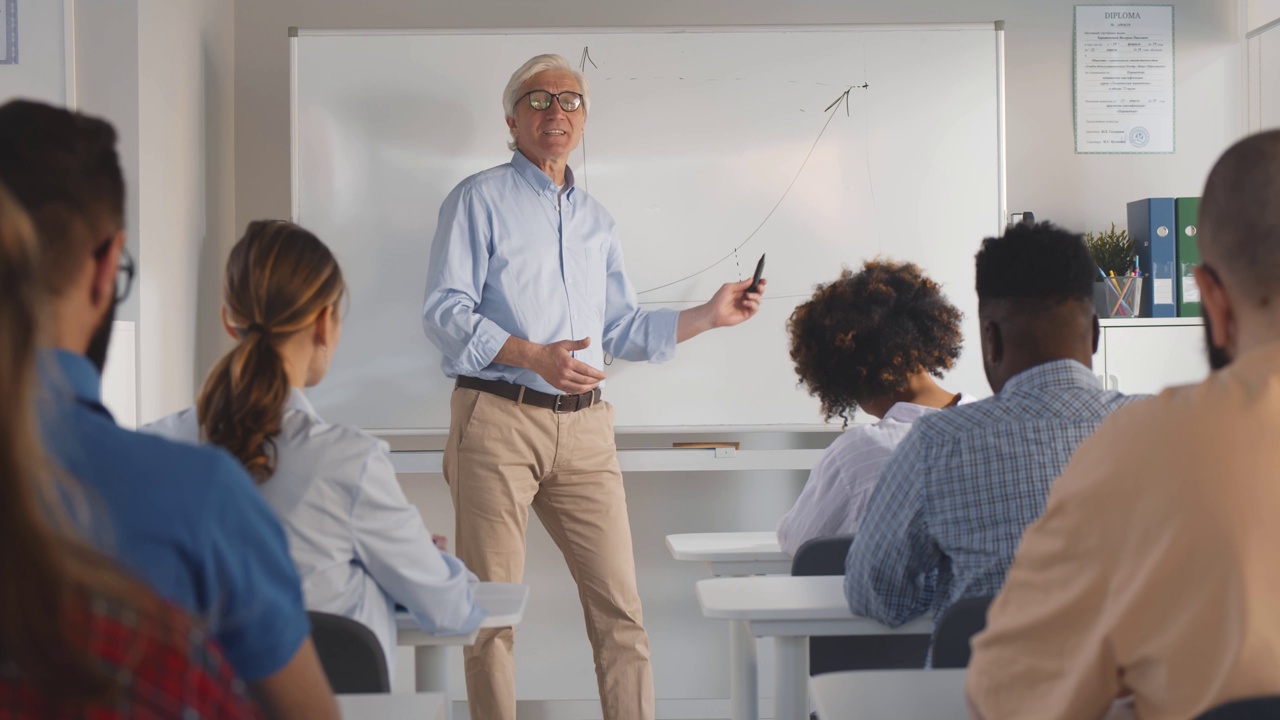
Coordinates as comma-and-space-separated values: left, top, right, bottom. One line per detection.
375, 424, 839, 437
1099, 317, 1203, 327
391, 447, 825, 475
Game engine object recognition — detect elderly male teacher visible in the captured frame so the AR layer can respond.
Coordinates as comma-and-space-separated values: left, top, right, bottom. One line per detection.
422, 53, 766, 719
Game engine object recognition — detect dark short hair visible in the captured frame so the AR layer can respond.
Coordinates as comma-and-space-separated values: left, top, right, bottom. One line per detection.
975, 222, 1095, 305
788, 260, 963, 421
1199, 129, 1280, 304
0, 100, 125, 294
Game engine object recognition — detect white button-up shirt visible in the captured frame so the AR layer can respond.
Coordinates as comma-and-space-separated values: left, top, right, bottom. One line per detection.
776, 396, 975, 557
146, 388, 486, 671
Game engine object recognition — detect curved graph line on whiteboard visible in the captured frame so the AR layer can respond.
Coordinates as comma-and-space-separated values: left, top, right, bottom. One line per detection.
635, 85, 862, 297
575, 46, 869, 301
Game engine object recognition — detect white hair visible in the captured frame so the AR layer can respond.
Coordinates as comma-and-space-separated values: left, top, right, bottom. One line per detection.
502, 54, 591, 151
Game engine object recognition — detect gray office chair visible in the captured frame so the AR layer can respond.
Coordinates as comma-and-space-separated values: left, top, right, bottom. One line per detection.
1196, 696, 1280, 719
931, 595, 994, 669
791, 535, 930, 674
308, 611, 390, 693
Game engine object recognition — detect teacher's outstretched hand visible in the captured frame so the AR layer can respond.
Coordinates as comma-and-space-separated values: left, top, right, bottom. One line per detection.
677, 277, 767, 342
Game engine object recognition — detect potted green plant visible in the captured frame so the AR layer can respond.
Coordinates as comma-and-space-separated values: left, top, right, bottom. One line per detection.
1083, 224, 1141, 318
1084, 224, 1135, 276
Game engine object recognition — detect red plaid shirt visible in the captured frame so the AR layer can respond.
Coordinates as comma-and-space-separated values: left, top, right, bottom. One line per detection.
0, 591, 261, 719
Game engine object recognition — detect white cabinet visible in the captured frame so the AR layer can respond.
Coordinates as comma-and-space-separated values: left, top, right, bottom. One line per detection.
1093, 318, 1208, 395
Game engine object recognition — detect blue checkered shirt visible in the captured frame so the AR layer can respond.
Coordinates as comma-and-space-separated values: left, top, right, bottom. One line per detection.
844, 359, 1141, 627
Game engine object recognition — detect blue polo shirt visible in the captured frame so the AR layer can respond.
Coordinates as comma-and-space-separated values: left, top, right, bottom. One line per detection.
39, 350, 309, 682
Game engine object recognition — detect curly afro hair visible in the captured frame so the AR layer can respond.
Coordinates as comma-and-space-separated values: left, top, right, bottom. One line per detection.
788, 260, 964, 422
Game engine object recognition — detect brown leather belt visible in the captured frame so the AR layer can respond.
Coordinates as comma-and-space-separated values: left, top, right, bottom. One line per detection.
456, 376, 601, 414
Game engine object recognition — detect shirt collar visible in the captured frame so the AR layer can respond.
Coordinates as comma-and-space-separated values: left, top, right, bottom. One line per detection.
885, 392, 972, 420
510, 150, 576, 202
1001, 358, 1101, 396
41, 349, 102, 405
882, 401, 940, 424
284, 386, 323, 422
881, 393, 976, 424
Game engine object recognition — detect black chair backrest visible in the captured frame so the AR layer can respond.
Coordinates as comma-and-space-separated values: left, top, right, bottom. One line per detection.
308, 611, 390, 693
1197, 696, 1280, 720
791, 534, 856, 576
792, 534, 930, 673
931, 595, 994, 669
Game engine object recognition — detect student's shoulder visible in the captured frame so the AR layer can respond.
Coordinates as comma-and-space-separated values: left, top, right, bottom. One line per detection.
281, 409, 389, 475
105, 422, 257, 500
906, 397, 998, 439
140, 406, 200, 444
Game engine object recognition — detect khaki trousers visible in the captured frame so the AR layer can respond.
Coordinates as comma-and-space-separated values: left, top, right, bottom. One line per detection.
443, 388, 655, 720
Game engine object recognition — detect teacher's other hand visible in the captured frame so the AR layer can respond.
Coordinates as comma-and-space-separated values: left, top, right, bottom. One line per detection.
533, 337, 607, 395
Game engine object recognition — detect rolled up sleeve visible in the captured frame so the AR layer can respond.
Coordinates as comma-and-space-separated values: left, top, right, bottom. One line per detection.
422, 185, 512, 376
600, 227, 679, 363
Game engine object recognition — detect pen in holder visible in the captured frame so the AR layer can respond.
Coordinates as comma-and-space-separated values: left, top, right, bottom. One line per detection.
1093, 274, 1144, 318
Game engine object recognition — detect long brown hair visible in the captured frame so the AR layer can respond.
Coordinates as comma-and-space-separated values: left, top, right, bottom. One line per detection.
0, 182, 132, 701
197, 220, 346, 482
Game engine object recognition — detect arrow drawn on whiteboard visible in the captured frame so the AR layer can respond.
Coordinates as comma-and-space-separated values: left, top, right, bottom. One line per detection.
636, 85, 864, 297
578, 47, 598, 193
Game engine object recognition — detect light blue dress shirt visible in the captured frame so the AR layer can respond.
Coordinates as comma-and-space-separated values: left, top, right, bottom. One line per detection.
422, 151, 680, 395
845, 360, 1143, 629
146, 388, 486, 672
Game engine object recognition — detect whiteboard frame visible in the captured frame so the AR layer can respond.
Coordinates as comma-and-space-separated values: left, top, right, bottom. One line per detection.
1248, 16, 1280, 38
288, 23, 1008, 227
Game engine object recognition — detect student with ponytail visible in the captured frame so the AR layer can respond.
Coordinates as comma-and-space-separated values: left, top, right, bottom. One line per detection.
0, 99, 338, 720
0, 183, 259, 717
149, 220, 485, 672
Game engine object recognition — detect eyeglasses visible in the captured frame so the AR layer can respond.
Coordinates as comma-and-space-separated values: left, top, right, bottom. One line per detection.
518, 90, 584, 113
94, 237, 135, 303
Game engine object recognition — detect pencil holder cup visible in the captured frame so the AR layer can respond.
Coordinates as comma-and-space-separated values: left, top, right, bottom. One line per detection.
1093, 276, 1143, 318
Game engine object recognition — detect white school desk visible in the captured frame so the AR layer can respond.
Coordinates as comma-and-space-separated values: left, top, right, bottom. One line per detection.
697, 575, 933, 720
808, 669, 967, 720
337, 692, 446, 720
396, 582, 529, 720
666, 531, 791, 720
665, 531, 792, 576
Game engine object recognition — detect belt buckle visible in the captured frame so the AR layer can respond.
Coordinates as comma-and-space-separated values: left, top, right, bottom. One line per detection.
553, 393, 572, 414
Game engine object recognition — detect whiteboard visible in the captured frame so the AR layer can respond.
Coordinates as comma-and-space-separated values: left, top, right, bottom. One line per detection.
291, 26, 1005, 431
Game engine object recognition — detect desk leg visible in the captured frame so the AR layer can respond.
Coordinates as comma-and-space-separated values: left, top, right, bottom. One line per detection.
729, 620, 759, 720
415, 646, 452, 720
773, 636, 809, 720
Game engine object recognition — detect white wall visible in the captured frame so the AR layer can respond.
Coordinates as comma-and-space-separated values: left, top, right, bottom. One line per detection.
232, 1, 1244, 415
75, 0, 143, 325
0, 0, 67, 106
235, 0, 1244, 289
136, 0, 235, 423
1250, 0, 1280, 31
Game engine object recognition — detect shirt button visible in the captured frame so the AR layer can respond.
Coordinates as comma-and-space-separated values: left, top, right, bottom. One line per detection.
566, 279, 573, 286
